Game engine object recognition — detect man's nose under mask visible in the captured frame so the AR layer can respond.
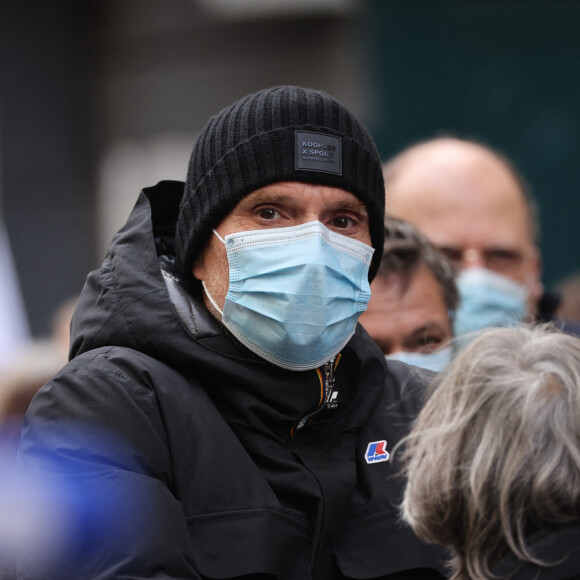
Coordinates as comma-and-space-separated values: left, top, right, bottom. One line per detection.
202, 221, 374, 371
453, 267, 530, 341
385, 346, 452, 373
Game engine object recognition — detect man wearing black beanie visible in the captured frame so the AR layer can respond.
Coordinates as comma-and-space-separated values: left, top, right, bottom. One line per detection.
18, 87, 447, 579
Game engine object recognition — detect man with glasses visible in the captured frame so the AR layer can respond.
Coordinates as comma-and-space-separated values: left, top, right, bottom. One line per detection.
383, 136, 580, 340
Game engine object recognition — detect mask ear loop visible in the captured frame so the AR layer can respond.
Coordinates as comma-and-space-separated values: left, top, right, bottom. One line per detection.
212, 229, 226, 244
201, 281, 224, 317
200, 229, 227, 317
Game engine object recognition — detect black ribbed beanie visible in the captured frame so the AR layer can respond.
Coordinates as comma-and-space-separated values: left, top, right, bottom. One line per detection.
175, 85, 385, 280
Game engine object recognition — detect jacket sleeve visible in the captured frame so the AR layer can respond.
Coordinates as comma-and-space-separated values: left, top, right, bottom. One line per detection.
17, 347, 200, 580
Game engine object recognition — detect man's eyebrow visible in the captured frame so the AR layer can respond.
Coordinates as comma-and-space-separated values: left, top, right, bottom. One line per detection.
243, 190, 292, 204
408, 323, 446, 338
333, 199, 368, 212
484, 245, 524, 252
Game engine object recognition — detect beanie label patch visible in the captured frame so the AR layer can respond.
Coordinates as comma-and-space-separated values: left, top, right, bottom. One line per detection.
295, 131, 342, 175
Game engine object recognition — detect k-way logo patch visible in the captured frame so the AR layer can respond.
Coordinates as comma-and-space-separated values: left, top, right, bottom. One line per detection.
295, 131, 342, 175
365, 440, 390, 464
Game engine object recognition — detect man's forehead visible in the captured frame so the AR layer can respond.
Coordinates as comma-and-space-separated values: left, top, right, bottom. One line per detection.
387, 143, 538, 241
389, 187, 533, 250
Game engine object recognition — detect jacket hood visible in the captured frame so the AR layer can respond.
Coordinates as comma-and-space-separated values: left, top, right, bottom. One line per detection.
69, 181, 389, 437
70, 181, 222, 367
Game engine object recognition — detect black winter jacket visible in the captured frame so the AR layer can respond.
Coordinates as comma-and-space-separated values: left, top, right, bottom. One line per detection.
19, 182, 448, 579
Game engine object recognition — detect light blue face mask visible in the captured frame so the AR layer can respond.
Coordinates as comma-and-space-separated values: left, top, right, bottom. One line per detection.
385, 346, 452, 373
203, 221, 374, 371
453, 267, 529, 340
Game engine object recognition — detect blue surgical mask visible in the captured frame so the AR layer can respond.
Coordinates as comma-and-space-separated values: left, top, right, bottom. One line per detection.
203, 221, 374, 371
453, 267, 529, 340
385, 346, 452, 373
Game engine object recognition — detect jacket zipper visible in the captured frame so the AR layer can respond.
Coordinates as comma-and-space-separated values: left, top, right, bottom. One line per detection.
293, 356, 339, 432
292, 356, 342, 573
322, 357, 339, 410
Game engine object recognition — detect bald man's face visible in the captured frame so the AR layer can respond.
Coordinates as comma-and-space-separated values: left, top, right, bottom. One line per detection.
384, 141, 541, 313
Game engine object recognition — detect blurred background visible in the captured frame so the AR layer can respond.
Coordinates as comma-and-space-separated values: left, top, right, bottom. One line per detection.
1, 0, 579, 361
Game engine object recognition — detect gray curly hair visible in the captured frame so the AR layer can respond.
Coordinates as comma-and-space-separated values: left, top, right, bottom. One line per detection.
400, 323, 580, 579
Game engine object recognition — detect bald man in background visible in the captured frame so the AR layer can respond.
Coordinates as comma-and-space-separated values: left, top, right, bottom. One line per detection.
383, 137, 580, 339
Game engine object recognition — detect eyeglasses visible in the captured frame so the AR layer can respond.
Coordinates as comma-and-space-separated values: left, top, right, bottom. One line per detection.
436, 246, 526, 274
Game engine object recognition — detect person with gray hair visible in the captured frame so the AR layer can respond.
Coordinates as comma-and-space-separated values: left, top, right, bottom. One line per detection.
399, 323, 580, 579
359, 217, 458, 372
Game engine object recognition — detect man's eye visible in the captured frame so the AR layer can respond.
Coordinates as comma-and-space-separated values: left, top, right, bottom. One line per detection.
438, 247, 463, 263
485, 249, 523, 268
332, 216, 355, 229
414, 335, 443, 353
257, 208, 280, 220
